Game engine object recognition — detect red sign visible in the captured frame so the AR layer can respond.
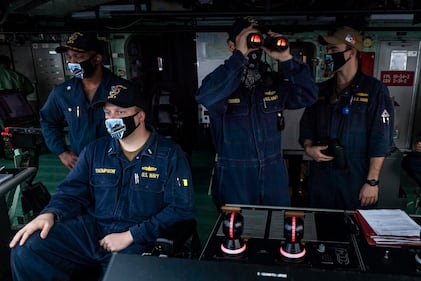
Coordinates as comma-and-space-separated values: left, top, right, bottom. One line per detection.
380, 71, 414, 86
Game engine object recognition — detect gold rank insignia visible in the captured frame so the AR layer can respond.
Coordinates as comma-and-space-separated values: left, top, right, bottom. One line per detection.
142, 166, 157, 172
177, 177, 189, 187
228, 98, 240, 104
182, 178, 189, 186
264, 90, 277, 96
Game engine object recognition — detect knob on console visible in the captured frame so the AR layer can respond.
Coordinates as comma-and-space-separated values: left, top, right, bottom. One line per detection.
220, 211, 247, 256
280, 215, 306, 262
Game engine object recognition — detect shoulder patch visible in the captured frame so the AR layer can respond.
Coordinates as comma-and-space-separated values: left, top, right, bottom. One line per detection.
381, 109, 391, 124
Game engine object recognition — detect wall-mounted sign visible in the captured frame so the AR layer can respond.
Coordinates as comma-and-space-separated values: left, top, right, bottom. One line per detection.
389, 50, 407, 70
380, 71, 414, 86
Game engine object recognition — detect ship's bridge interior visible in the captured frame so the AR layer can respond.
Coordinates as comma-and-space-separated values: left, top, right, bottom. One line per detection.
1, 1, 421, 281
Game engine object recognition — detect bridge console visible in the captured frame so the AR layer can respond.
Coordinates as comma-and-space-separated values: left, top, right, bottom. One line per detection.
103, 205, 421, 281
199, 205, 421, 279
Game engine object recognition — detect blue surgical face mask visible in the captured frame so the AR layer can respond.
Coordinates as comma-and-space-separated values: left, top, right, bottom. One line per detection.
105, 112, 139, 139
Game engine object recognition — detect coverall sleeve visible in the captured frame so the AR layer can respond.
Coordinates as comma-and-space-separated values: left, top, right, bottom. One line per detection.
298, 103, 319, 146
129, 145, 196, 245
196, 49, 248, 114
280, 58, 318, 109
39, 87, 68, 156
367, 82, 394, 157
40, 146, 92, 220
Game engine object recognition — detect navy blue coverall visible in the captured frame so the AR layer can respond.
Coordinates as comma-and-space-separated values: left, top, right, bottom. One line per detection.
11, 129, 195, 281
40, 68, 127, 156
299, 70, 394, 210
196, 49, 318, 207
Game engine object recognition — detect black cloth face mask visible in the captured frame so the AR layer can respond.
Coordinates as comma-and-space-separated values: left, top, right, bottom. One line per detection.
242, 50, 263, 89
105, 112, 140, 139
67, 55, 97, 79
325, 49, 351, 73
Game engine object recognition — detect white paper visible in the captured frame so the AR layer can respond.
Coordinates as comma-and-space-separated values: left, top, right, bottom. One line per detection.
358, 209, 421, 237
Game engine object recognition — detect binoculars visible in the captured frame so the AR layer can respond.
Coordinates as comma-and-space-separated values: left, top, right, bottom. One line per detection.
246, 32, 289, 51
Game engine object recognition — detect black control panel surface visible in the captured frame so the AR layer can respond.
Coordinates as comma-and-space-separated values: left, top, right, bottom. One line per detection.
199, 206, 421, 279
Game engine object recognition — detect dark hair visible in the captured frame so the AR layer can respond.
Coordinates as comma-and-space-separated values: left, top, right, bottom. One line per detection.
228, 16, 259, 42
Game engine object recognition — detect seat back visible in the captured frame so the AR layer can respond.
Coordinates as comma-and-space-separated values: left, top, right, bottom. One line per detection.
151, 219, 201, 258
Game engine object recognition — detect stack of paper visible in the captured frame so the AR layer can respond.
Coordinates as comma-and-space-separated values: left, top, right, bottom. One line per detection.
354, 209, 421, 247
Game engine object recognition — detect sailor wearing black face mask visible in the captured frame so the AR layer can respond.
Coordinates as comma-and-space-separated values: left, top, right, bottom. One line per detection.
324, 47, 353, 74
10, 81, 195, 281
196, 16, 318, 209
67, 53, 98, 79
105, 112, 140, 140
40, 31, 128, 170
299, 26, 394, 210
242, 49, 263, 89
104, 85, 143, 140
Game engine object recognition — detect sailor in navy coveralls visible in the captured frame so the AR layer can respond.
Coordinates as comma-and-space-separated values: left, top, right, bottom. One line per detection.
299, 26, 394, 210
10, 81, 195, 280
196, 17, 318, 208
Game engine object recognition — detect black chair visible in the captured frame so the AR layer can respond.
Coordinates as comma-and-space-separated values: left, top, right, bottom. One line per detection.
71, 219, 201, 281
149, 219, 201, 258
150, 85, 183, 141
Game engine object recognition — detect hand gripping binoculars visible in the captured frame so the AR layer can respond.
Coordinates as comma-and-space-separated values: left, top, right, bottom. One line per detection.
246, 32, 289, 51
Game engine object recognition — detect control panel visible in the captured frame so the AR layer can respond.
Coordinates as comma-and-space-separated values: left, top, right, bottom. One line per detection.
199, 206, 421, 278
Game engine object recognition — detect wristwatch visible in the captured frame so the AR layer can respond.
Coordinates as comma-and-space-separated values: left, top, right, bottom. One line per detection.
365, 179, 379, 186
